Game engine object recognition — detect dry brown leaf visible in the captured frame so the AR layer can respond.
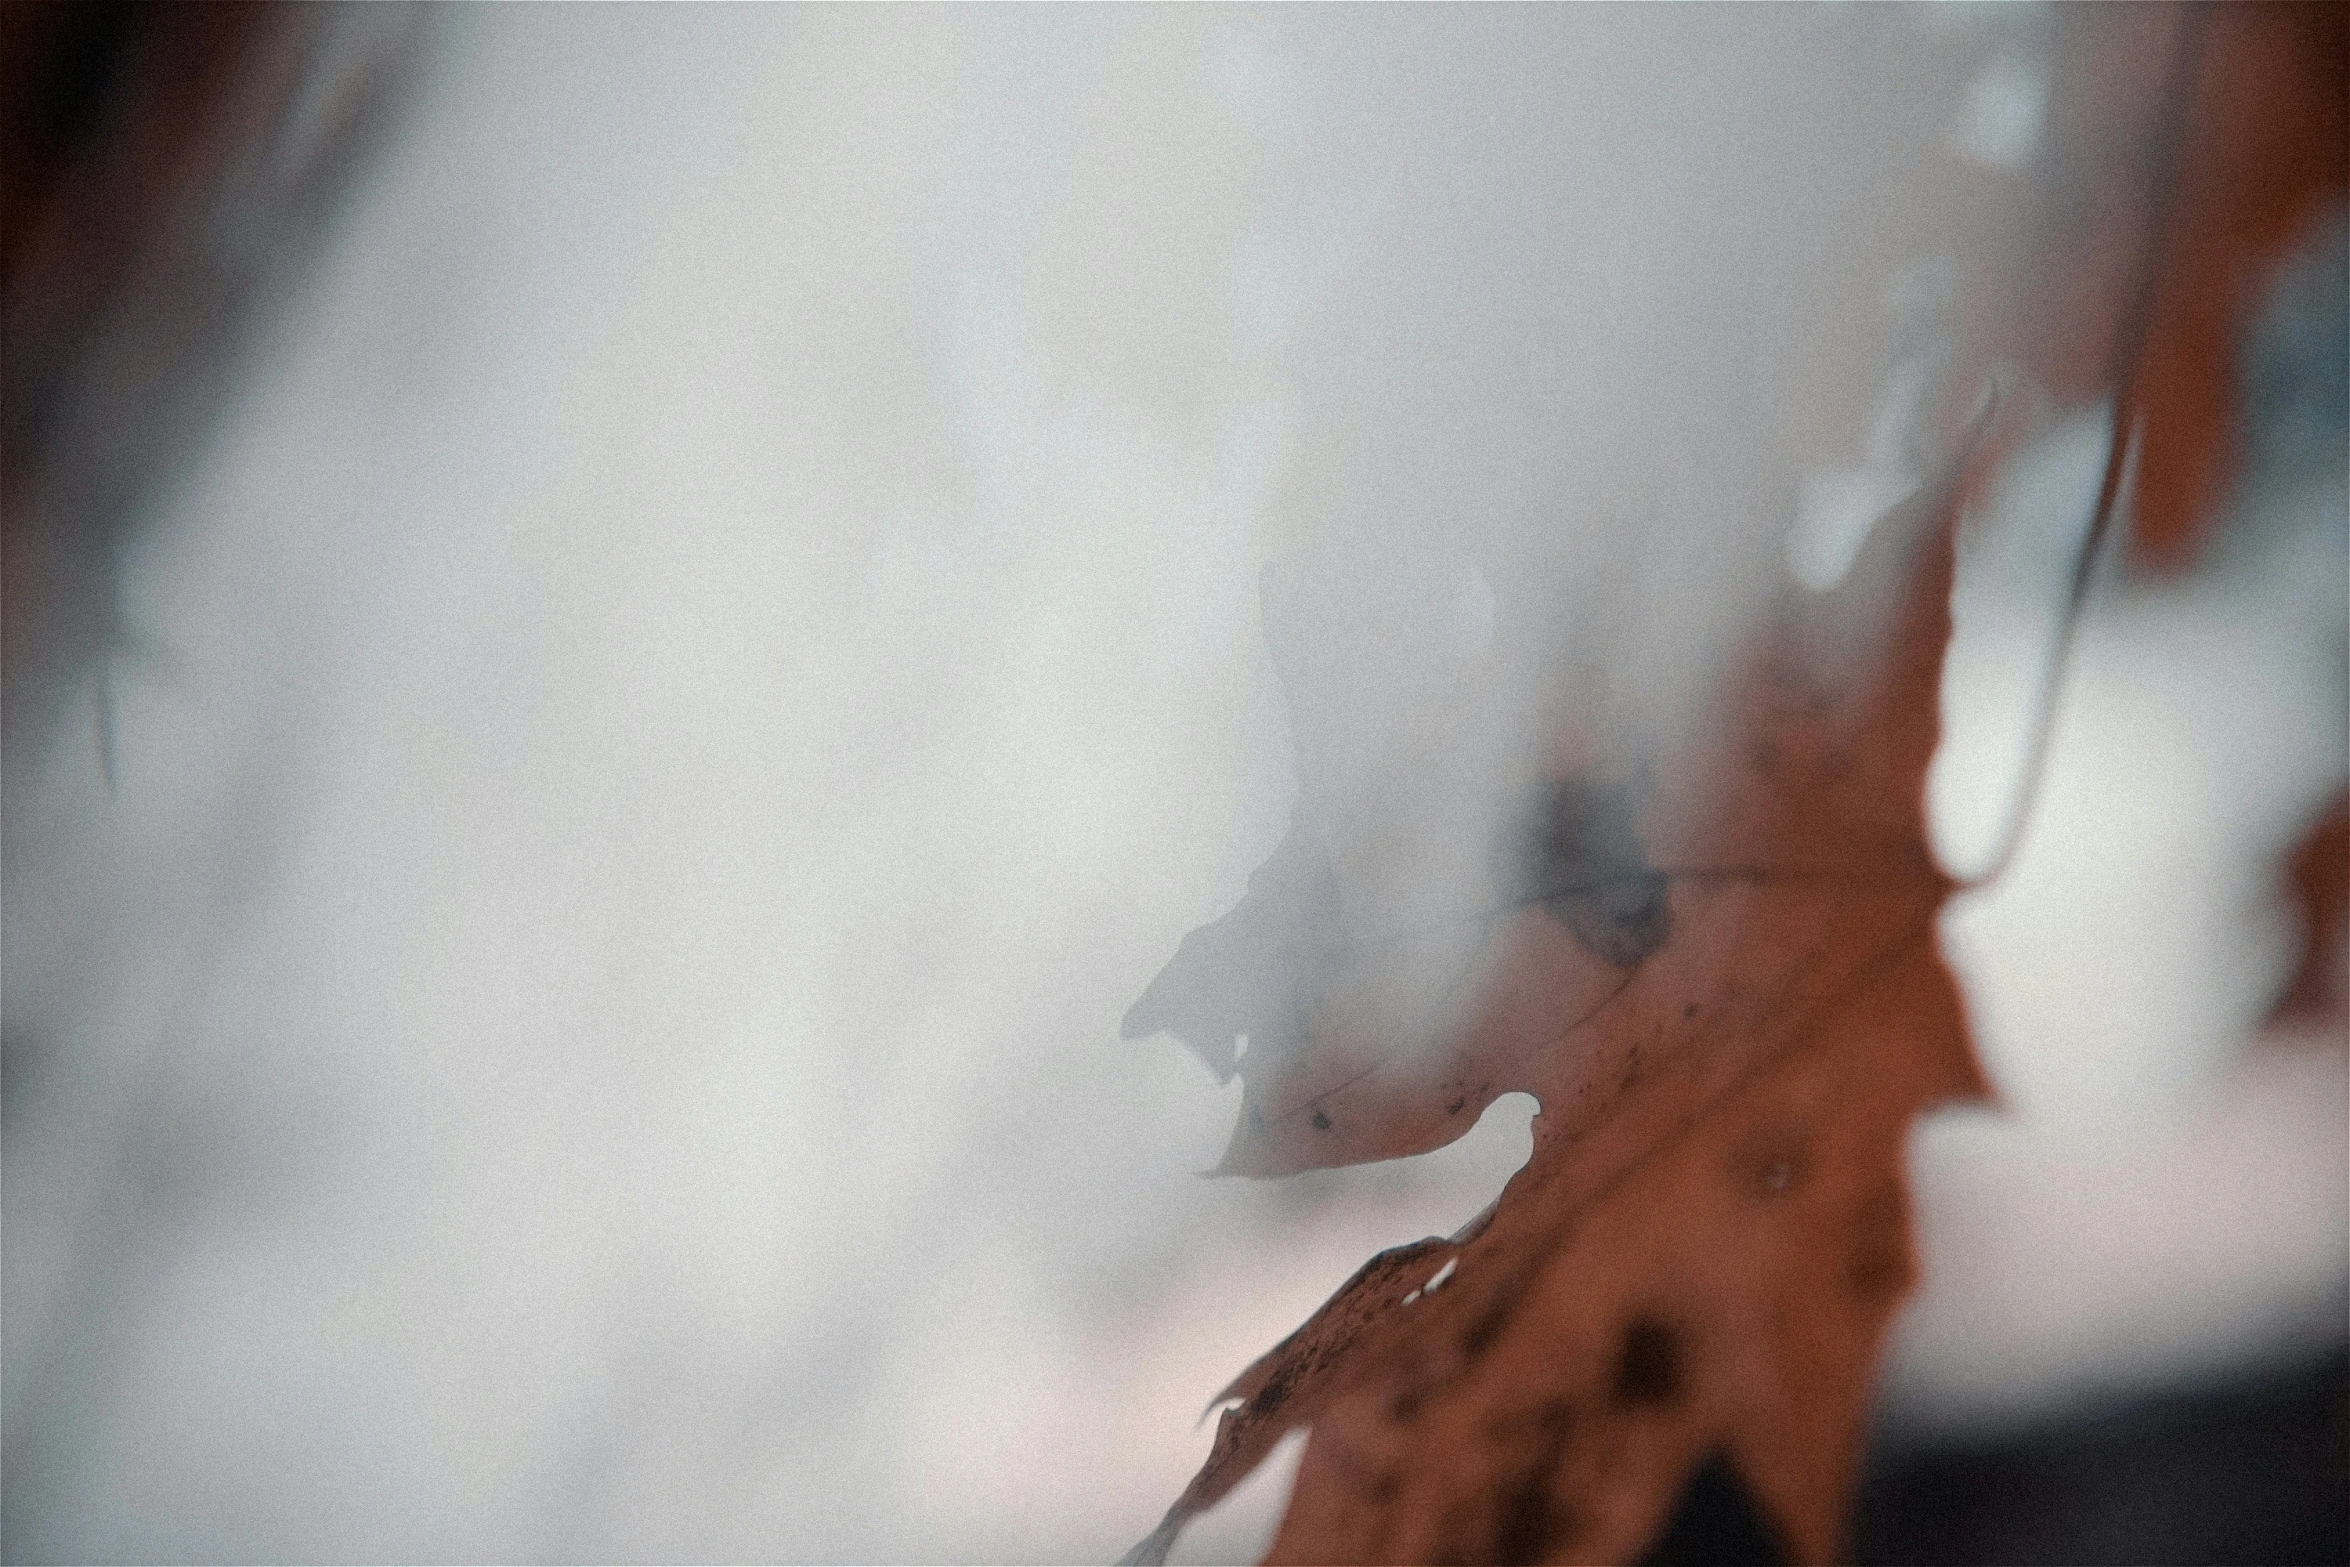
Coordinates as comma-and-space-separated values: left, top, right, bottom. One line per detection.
1125, 441, 1994, 1565
1122, 17, 2348, 1555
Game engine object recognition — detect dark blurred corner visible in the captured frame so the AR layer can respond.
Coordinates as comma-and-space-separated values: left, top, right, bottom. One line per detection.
1853, 1345, 2350, 1567
2, 22, 418, 1542
0, 0, 418, 808
1634, 1347, 2348, 1567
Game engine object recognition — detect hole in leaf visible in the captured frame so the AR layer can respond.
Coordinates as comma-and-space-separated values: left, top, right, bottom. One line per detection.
1635, 1452, 1790, 1567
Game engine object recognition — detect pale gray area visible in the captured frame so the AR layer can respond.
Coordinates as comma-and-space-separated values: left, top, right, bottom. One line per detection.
3, 8, 2339, 1563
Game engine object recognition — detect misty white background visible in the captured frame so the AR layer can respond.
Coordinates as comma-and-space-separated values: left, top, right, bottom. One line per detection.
4, 8, 2342, 1563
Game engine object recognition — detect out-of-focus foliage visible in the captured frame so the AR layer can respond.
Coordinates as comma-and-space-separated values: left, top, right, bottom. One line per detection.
0, 3, 415, 788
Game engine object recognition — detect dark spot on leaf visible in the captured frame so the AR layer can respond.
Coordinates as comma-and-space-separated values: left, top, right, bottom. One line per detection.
1683, 1002, 1699, 1019
1310, 1108, 1332, 1131
1731, 1125, 1812, 1201
1636, 1451, 1789, 1567
1492, 1473, 1565, 1566
1614, 1315, 1682, 1406
1391, 1388, 1421, 1423
1462, 1303, 1510, 1360
1255, 1370, 1290, 1416
1481, 1399, 1582, 1564
1446, 1096, 1466, 1116
1369, 1472, 1400, 1504
1561, 872, 1673, 970
1492, 778, 1672, 967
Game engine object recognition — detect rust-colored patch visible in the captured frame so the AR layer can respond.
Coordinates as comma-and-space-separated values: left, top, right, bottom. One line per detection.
1612, 1318, 1684, 1408
1120, 15, 2342, 1563
1986, 4, 2348, 573
2121, 3, 2347, 571
2271, 790, 2349, 1029
1124, 443, 1991, 1567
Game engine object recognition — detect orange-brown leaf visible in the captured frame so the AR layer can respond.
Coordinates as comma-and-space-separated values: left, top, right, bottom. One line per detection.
2271, 789, 2349, 1030
2126, 2, 2347, 570
1127, 440, 1993, 1564
2004, 4, 2348, 573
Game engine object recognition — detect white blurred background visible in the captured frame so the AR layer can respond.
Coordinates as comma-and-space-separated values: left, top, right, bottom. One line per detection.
3, 7, 2341, 1563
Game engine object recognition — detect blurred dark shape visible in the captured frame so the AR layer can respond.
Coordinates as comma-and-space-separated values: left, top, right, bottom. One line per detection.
1638, 1350, 2350, 1567
1638, 1452, 1790, 1567
1491, 777, 1671, 970
1852, 1345, 2350, 1566
0, 0, 417, 799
